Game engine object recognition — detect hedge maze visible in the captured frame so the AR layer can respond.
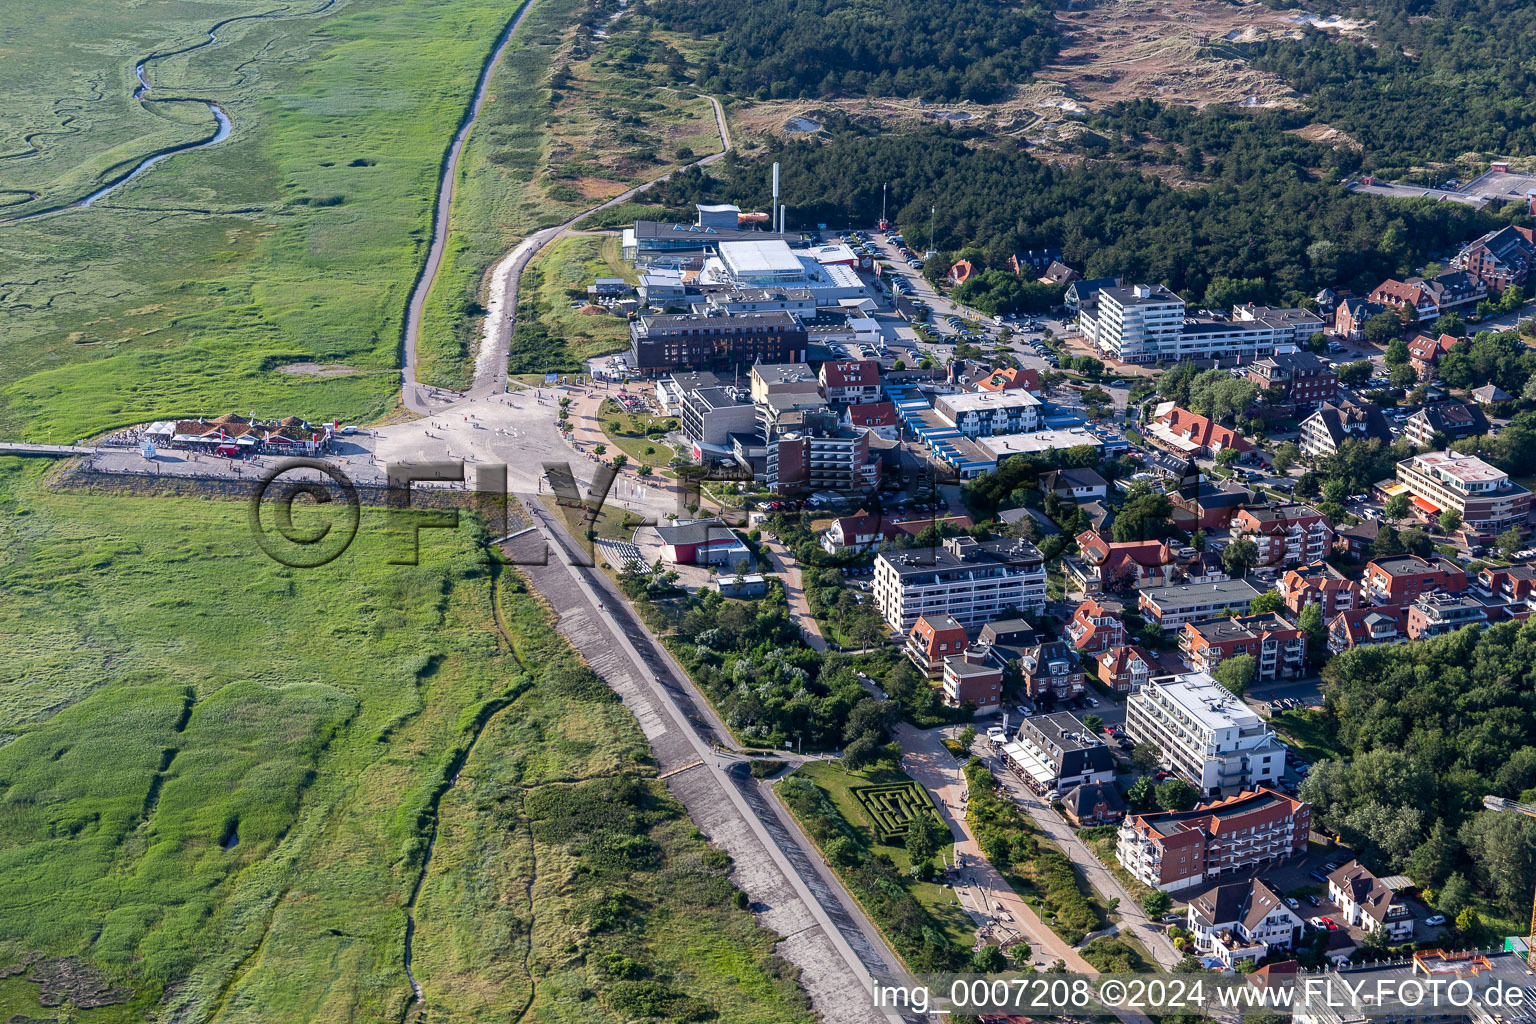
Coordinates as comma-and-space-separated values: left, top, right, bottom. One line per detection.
851, 781, 941, 845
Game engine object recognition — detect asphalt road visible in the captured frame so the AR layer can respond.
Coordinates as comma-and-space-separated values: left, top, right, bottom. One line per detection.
510, 498, 929, 1024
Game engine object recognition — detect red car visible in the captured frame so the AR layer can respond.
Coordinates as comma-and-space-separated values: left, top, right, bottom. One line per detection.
1320, 917, 1338, 931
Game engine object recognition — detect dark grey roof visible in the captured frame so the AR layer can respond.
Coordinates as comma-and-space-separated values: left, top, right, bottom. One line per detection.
653, 519, 736, 546
1061, 781, 1126, 818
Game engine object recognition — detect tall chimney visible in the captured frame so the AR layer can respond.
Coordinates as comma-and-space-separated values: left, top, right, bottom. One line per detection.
772, 162, 779, 231
779, 203, 786, 234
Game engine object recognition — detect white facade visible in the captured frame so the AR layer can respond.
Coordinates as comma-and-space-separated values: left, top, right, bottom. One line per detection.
1081, 284, 1186, 363
933, 390, 1042, 438
874, 540, 1048, 630
1123, 672, 1287, 796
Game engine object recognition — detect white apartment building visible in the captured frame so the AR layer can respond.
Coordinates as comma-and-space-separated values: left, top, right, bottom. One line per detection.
874, 535, 1047, 630
933, 390, 1042, 438
1080, 284, 1186, 364
1123, 672, 1287, 796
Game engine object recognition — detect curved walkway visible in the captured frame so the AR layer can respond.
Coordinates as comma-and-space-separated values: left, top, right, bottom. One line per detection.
403, 93, 732, 414
401, 0, 542, 402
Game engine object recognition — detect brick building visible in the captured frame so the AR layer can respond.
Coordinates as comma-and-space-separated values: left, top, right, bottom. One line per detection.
1245, 351, 1337, 409
905, 613, 970, 678
1018, 641, 1085, 701
1361, 554, 1467, 606
1179, 612, 1307, 681
1279, 562, 1359, 618
1229, 503, 1334, 569
1116, 788, 1312, 893
1066, 598, 1128, 655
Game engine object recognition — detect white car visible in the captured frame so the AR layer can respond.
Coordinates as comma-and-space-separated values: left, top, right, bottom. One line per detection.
1425, 915, 1446, 927
1085, 696, 1099, 707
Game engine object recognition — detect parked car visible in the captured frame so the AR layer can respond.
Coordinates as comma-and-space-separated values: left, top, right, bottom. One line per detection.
1306, 894, 1321, 907
1309, 870, 1329, 882
1286, 897, 1300, 909
1425, 914, 1446, 927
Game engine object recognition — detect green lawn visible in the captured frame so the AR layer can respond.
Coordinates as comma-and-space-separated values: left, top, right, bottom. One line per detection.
2, 0, 570, 440
1270, 707, 1347, 763
0, 459, 812, 1023
595, 396, 681, 469
782, 761, 978, 957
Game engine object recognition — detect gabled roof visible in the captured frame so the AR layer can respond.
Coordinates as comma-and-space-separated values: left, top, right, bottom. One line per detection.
820, 359, 881, 388
1302, 400, 1392, 448
1328, 861, 1401, 923
846, 401, 898, 426
1151, 405, 1253, 454
1060, 780, 1126, 818
1406, 333, 1459, 363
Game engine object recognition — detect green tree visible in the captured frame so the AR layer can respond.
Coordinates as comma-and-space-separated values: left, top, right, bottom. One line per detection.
1272, 442, 1301, 475
1083, 714, 1105, 733
1155, 778, 1199, 811
842, 733, 880, 771
1142, 890, 1173, 918
612, 453, 628, 470
1385, 337, 1410, 366
1222, 537, 1260, 577
1249, 590, 1285, 615
906, 812, 946, 864
1499, 527, 1524, 558
1336, 361, 1373, 386
1438, 509, 1462, 533
1215, 653, 1257, 696
1298, 603, 1326, 663
593, 443, 607, 457
1126, 776, 1156, 810
1384, 493, 1411, 521
958, 725, 977, 749
1131, 741, 1162, 774
971, 944, 1008, 974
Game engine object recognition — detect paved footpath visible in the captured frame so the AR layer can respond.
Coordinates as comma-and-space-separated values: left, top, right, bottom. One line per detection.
509, 498, 926, 1024
972, 743, 1183, 971
897, 724, 1097, 972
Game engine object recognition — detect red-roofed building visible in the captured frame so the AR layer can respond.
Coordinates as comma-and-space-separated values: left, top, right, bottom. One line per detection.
1327, 604, 1408, 654
1116, 788, 1311, 892
1229, 503, 1333, 569
842, 401, 899, 440
1406, 333, 1461, 380
818, 359, 882, 404
1279, 562, 1358, 618
1098, 645, 1157, 693
906, 613, 969, 678
1147, 404, 1253, 459
1069, 530, 1193, 594
973, 366, 1042, 396
1066, 598, 1127, 655
947, 259, 977, 286
1180, 612, 1306, 681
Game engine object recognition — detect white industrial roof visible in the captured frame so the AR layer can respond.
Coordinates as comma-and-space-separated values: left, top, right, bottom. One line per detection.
980, 428, 1101, 457
718, 239, 802, 276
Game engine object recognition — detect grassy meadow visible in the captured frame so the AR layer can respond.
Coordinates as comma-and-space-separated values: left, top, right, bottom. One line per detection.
0, 457, 812, 1022
0, 0, 565, 441
415, 15, 727, 388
